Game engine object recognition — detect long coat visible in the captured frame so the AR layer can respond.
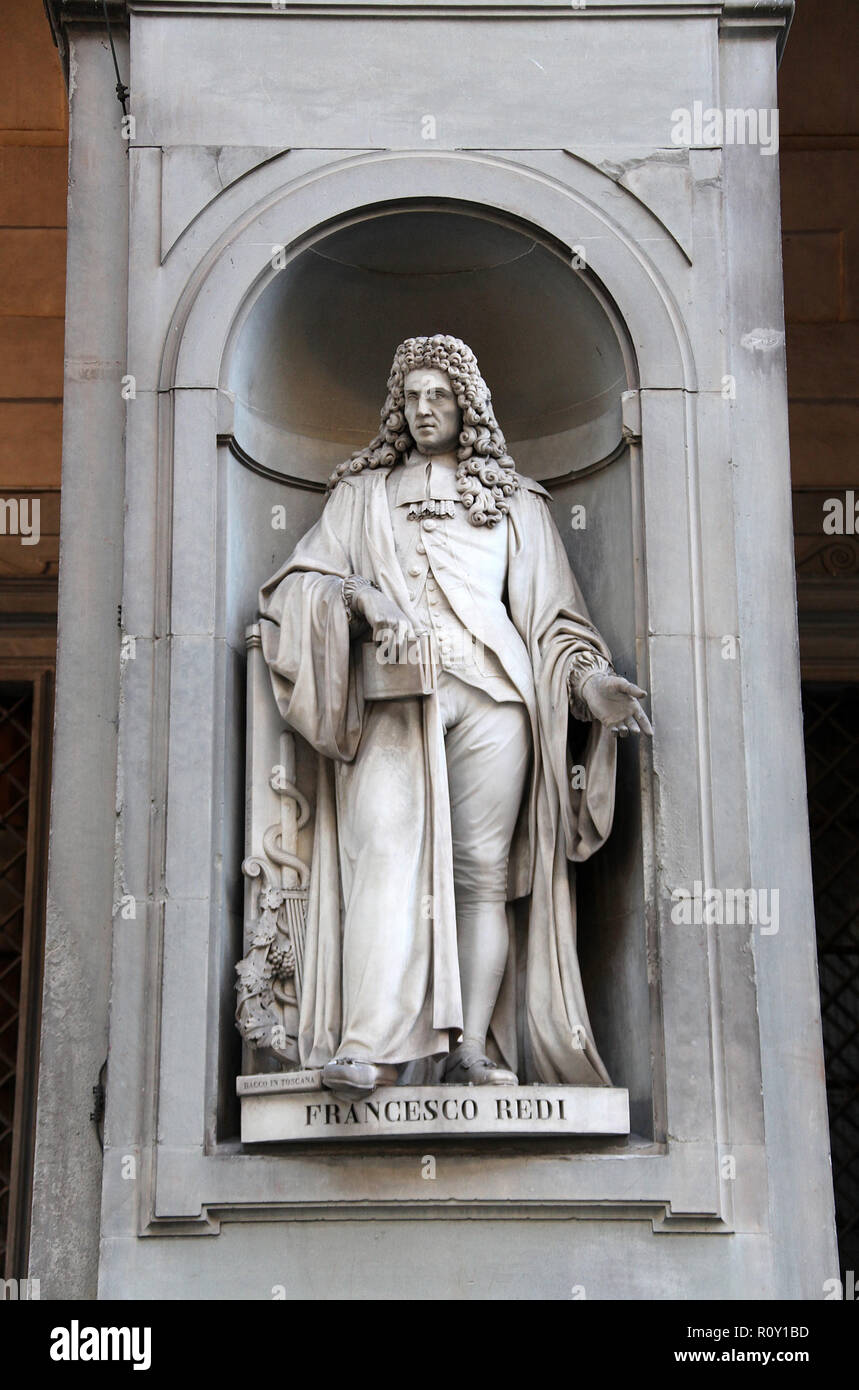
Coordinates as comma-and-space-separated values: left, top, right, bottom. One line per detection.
259, 466, 617, 1084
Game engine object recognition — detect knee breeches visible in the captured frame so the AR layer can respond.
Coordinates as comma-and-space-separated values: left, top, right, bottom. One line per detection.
438, 672, 531, 904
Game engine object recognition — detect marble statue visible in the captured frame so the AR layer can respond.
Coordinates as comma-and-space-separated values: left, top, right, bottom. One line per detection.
243, 335, 651, 1101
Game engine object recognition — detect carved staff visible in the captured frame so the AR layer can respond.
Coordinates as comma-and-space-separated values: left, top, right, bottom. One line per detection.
263, 731, 310, 997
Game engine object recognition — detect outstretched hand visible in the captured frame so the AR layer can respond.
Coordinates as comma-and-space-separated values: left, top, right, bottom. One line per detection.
580, 672, 653, 738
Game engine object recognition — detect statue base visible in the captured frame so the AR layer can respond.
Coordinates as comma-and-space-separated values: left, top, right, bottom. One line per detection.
237, 1076, 630, 1142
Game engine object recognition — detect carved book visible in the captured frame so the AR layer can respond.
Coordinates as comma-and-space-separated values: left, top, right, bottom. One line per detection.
361, 633, 437, 699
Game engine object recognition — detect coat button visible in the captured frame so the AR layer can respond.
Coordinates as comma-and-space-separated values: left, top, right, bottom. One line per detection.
416, 542, 426, 555
426, 578, 436, 591
408, 564, 421, 577
421, 519, 437, 532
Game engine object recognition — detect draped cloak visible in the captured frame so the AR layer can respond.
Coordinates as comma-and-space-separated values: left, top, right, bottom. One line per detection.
258, 467, 618, 1085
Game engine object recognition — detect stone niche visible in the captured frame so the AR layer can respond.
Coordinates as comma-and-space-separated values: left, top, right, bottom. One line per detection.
223, 204, 652, 1139
134, 115, 750, 1239
37, 0, 837, 1299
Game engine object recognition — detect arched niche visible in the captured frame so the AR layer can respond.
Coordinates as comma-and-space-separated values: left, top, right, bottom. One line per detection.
214, 197, 654, 1139
224, 203, 631, 487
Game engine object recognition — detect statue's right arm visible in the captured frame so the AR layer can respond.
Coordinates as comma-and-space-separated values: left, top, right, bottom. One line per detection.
259, 480, 360, 623
257, 482, 366, 756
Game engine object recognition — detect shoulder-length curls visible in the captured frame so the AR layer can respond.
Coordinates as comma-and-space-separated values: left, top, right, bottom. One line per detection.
327, 335, 519, 527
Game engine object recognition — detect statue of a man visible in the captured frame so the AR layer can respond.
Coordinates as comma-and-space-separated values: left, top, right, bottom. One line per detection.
258, 335, 651, 1100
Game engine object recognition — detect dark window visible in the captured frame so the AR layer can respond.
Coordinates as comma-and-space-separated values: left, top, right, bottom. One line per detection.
804, 684, 859, 1282
0, 677, 52, 1279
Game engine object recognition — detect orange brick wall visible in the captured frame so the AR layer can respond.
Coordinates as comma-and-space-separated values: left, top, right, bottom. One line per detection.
0, 0, 66, 586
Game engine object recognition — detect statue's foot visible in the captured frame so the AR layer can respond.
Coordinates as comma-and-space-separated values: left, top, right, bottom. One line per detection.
322, 1056, 398, 1101
443, 1044, 518, 1086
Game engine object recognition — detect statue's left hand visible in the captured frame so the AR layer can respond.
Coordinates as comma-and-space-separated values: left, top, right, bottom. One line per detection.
579, 672, 653, 738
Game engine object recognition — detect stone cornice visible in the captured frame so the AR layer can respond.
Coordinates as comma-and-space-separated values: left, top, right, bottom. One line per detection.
42, 2, 128, 75
43, 0, 794, 58
44, 0, 795, 21
43, 2, 127, 36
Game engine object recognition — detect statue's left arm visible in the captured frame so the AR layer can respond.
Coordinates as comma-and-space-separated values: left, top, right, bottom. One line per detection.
508, 484, 650, 858
512, 484, 652, 738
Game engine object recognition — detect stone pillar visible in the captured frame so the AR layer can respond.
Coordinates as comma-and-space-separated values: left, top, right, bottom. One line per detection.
720, 17, 837, 1297
29, 19, 129, 1298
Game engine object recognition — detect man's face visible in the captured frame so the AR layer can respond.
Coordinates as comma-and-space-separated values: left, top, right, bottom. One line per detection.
403, 368, 462, 455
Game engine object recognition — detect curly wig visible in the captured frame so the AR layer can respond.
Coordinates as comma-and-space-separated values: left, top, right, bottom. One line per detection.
328, 335, 520, 527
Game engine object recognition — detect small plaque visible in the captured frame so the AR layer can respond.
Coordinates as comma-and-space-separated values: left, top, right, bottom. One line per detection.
240, 1084, 629, 1143
237, 1070, 323, 1095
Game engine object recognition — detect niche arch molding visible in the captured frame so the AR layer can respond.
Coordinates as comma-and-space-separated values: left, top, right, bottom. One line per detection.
160, 149, 695, 395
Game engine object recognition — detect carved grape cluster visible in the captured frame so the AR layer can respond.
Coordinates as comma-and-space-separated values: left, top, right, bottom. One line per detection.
268, 942, 295, 982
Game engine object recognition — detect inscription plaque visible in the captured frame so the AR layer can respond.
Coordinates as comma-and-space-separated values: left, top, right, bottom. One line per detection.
239, 1083, 630, 1143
